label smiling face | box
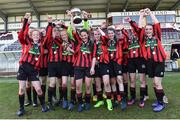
[31,30,40,43]
[80,31,89,43]
[145,25,153,38]
[52,27,60,38]
[116,30,123,39]
[60,30,68,41]
[94,30,101,41]
[107,29,115,40]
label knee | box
[19,88,25,95]
[71,83,75,89]
[104,82,110,90]
[36,88,43,95]
[117,78,123,84]
[154,80,162,88]
[130,79,136,85]
[49,81,56,87]
[140,79,146,86]
[62,83,67,88]
[86,84,91,92]
[76,84,81,92]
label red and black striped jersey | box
[18,18,42,69]
[43,23,63,63]
[73,31,96,68]
[37,36,48,68]
[122,36,129,65]
[103,36,124,65]
[140,23,166,62]
[95,36,109,64]
[62,39,75,63]
[122,21,143,59]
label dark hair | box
[145,24,153,27]
[79,29,88,35]
[107,27,115,33]
[107,27,117,41]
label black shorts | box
[74,67,91,80]
[48,62,62,77]
[109,61,123,77]
[128,58,146,73]
[61,61,74,77]
[94,64,101,78]
[94,63,110,77]
[17,62,39,81]
[146,59,165,78]
[122,65,128,73]
[39,68,48,76]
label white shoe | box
[163,96,168,104]
[144,96,149,101]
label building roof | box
[0,0,179,18]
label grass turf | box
[0,72,180,119]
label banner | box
[0,31,20,52]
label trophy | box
[67,8,92,24]
[70,8,82,24]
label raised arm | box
[18,13,31,45]
[145,8,159,24]
[42,16,53,48]
[145,8,161,40]
[125,17,140,35]
[138,9,145,29]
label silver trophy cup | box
[70,8,82,24]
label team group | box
[16,8,168,116]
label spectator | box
[171,48,180,60]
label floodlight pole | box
[170,0,180,10]
[106,0,111,18]
[0,10,8,32]
[69,0,72,9]
[123,0,129,12]
[27,0,40,27]
[153,0,162,10]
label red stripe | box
[153,47,158,61]
[82,53,85,67]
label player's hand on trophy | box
[66,10,72,17]
[125,17,132,22]
[47,15,53,23]
[139,9,145,16]
[24,13,31,19]
[82,11,88,19]
[82,11,91,19]
[144,8,151,15]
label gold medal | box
[83,52,85,55]
[152,51,156,55]
[133,51,136,54]
[98,57,100,60]
[111,53,113,57]
[35,57,38,61]
[54,51,57,54]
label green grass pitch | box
[0,72,180,119]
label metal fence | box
[0,51,21,76]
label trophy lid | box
[71,8,81,13]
